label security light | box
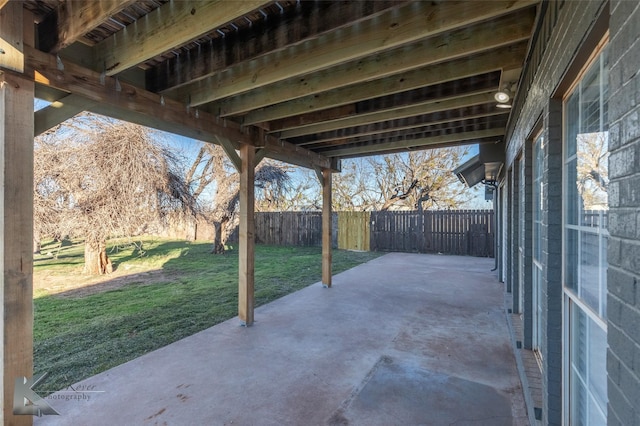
[494,83,515,108]
[494,90,511,103]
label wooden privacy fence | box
[227,210,494,257]
[250,211,338,247]
[370,210,494,257]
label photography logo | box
[13,373,59,416]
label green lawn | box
[33,239,381,390]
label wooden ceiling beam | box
[93,0,270,76]
[279,91,497,138]
[246,42,526,128]
[165,0,537,107]
[318,128,505,157]
[148,1,401,92]
[24,45,333,171]
[37,0,136,52]
[32,81,252,160]
[216,10,535,117]
[339,138,498,159]
[268,105,357,134]
[258,138,340,172]
[90,100,336,171]
[297,110,509,147]
[334,117,510,147]
[268,70,505,131]
[25,44,250,143]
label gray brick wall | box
[503,1,609,425]
[506,1,608,166]
[608,1,640,425]
[543,99,563,426]
[511,161,521,314]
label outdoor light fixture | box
[494,83,514,108]
[494,90,511,103]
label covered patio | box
[36,253,526,425]
[1,1,548,424]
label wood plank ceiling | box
[21,0,539,169]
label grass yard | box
[33,238,382,391]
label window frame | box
[561,37,609,426]
[532,131,544,357]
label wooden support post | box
[238,144,255,326]
[1,3,35,424]
[321,169,332,288]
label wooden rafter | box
[164,0,537,107]
[38,0,136,52]
[338,138,499,159]
[244,42,527,127]
[216,10,534,117]
[326,116,509,148]
[93,0,271,76]
[297,109,509,147]
[147,0,401,92]
[277,91,498,139]
[317,128,505,157]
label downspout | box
[482,179,499,271]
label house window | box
[533,133,544,355]
[518,155,525,314]
[563,45,608,425]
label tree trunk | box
[212,217,230,254]
[33,238,41,254]
[84,239,113,274]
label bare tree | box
[371,148,472,211]
[576,132,608,209]
[329,148,472,212]
[34,114,194,274]
[332,158,379,211]
[185,144,290,253]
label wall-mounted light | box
[494,90,511,103]
[494,82,515,108]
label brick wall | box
[503,1,608,424]
[607,1,640,425]
[522,137,533,349]
[510,162,521,313]
[543,99,563,425]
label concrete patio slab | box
[35,253,527,426]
